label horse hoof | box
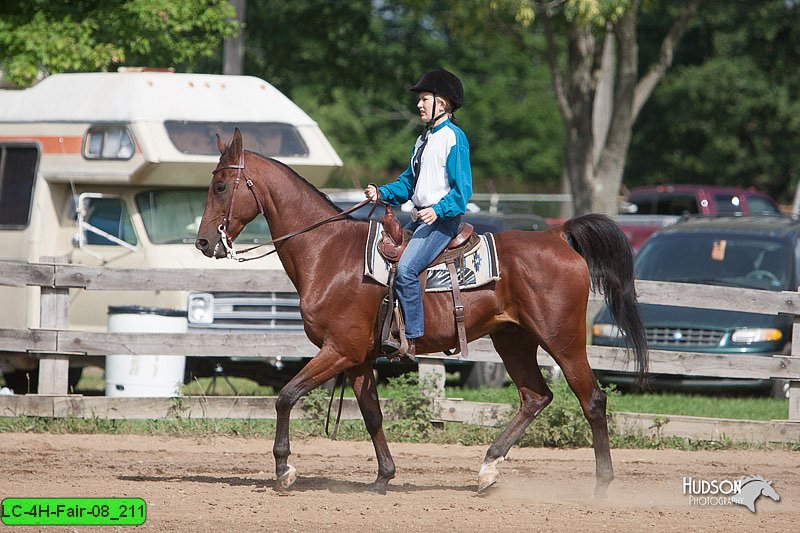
[477,457,504,493]
[276,464,297,491]
[477,475,497,494]
[593,484,610,501]
[368,484,387,495]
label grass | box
[447,383,789,421]
[69,366,790,421]
[1,367,795,450]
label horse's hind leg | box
[345,362,396,494]
[479,327,553,492]
[273,346,351,491]
[546,342,613,499]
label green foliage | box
[628,0,800,203]
[382,372,434,441]
[301,387,332,420]
[0,0,238,87]
[242,0,563,192]
[516,378,594,447]
[562,0,633,26]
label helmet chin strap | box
[426,93,447,129]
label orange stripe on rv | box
[0,135,84,154]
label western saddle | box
[376,205,477,359]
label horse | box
[195,128,648,499]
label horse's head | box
[195,128,263,258]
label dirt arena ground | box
[1,433,797,532]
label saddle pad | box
[364,220,500,292]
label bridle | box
[213,152,266,259]
[212,152,379,261]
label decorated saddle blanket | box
[364,220,500,292]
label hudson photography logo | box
[683,475,781,513]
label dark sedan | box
[591,215,796,397]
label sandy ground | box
[1,433,797,532]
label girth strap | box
[445,260,468,358]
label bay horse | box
[195,129,648,499]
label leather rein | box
[213,153,380,262]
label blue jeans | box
[395,216,463,339]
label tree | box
[0,0,239,88]
[627,0,800,204]
[534,0,702,215]
[243,0,563,192]
[406,0,701,215]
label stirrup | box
[382,337,401,357]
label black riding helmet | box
[410,69,464,111]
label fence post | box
[789,317,800,421]
[37,256,70,395]
[417,357,445,400]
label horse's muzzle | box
[195,238,226,259]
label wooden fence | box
[1,259,799,443]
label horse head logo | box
[731,476,780,513]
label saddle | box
[378,206,477,263]
[376,206,475,359]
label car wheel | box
[463,362,507,388]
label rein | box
[213,154,381,261]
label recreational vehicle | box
[0,70,342,390]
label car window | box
[714,194,742,213]
[136,189,271,244]
[747,196,780,214]
[627,194,655,214]
[655,194,699,215]
[165,121,308,157]
[636,233,789,291]
[0,144,38,227]
[85,198,137,246]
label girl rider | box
[365,69,473,359]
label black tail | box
[563,213,649,385]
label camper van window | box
[83,126,135,160]
[165,121,308,157]
[136,189,271,245]
[0,144,38,228]
[85,198,137,246]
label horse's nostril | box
[196,238,208,251]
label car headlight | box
[592,323,624,338]
[187,293,214,324]
[731,328,782,344]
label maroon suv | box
[623,184,780,216]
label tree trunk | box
[543,0,702,217]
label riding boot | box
[403,339,416,362]
[381,306,404,356]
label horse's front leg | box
[274,346,351,491]
[346,361,395,494]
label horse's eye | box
[215,182,227,193]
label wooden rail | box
[1,259,799,437]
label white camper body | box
[0,71,342,378]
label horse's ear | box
[216,133,226,154]
[229,127,243,157]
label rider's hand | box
[419,207,437,224]
[364,185,379,202]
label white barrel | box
[105,306,187,397]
